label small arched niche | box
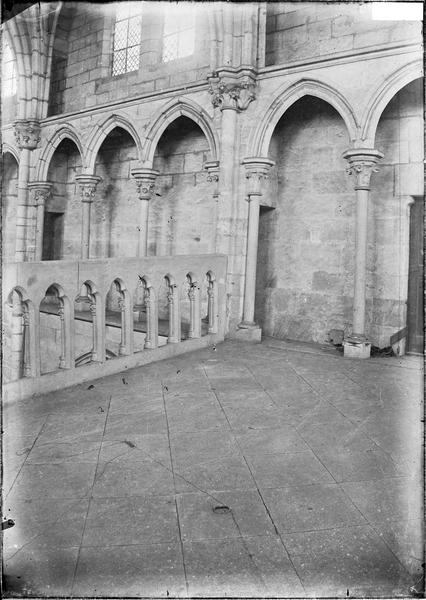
[150,116,214,256]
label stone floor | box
[2,338,424,598]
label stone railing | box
[2,254,227,401]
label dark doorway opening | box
[254,205,276,333]
[407,196,424,354]
[42,212,63,260]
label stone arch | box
[143,98,219,164]
[36,125,84,181]
[2,143,20,164]
[250,79,359,158]
[86,114,143,172]
[361,60,424,145]
[5,286,38,378]
[39,282,73,371]
[75,279,104,365]
[105,277,133,356]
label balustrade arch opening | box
[39,284,72,374]
[105,279,133,359]
[74,281,103,366]
[3,287,36,382]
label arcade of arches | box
[1,2,424,392]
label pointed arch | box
[86,114,143,173]
[36,124,84,181]
[2,143,20,164]
[143,98,219,164]
[361,60,423,145]
[250,78,359,158]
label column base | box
[343,337,371,359]
[233,322,262,342]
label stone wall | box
[369,79,424,347]
[48,2,210,116]
[151,116,215,257]
[3,153,19,261]
[47,139,82,259]
[254,80,423,348]
[93,128,139,258]
[265,2,421,66]
[255,96,355,344]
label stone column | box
[22,308,32,377]
[27,182,52,261]
[342,148,383,358]
[144,288,158,349]
[188,283,201,339]
[167,284,181,344]
[130,167,159,257]
[14,120,41,261]
[204,161,220,250]
[75,175,101,259]
[239,157,275,330]
[207,280,217,334]
[57,305,67,369]
[208,71,256,258]
[89,300,99,361]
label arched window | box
[112,2,142,76]
[2,42,17,97]
[162,4,195,63]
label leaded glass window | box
[112,3,142,76]
[163,5,195,62]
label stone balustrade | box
[3,254,227,401]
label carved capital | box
[131,167,159,201]
[343,148,384,191]
[242,157,275,197]
[208,74,256,112]
[204,160,220,198]
[14,120,41,150]
[75,175,102,203]
[28,182,52,207]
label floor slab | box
[2,339,423,598]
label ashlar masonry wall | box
[265,2,421,66]
[47,139,82,259]
[48,2,211,116]
[3,153,19,261]
[150,116,215,257]
[255,96,355,344]
[93,128,139,258]
[369,79,424,347]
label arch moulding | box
[142,97,219,165]
[36,125,85,182]
[249,78,359,158]
[361,59,424,145]
[85,113,143,173]
[2,142,20,164]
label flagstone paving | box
[2,338,423,597]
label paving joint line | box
[70,393,112,597]
[161,378,189,597]
[200,364,308,596]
